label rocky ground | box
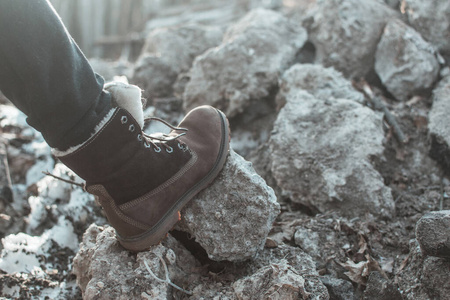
[1,0,450,299]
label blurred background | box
[50,0,283,60]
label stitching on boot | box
[88,185,150,230]
[119,150,198,211]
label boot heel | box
[117,210,181,252]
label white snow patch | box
[0,217,79,274]
[0,105,28,128]
[40,281,79,299]
[47,217,79,251]
[25,157,55,187]
[64,188,95,224]
[23,140,51,158]
[0,232,48,274]
[37,163,73,201]
[27,196,48,231]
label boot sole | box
[118,108,230,251]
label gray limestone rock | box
[132,24,223,99]
[183,8,307,117]
[247,142,282,201]
[73,225,199,300]
[133,56,178,99]
[403,0,450,57]
[249,245,330,300]
[306,0,397,78]
[429,76,450,174]
[269,90,394,218]
[291,215,363,280]
[294,223,350,268]
[294,228,323,259]
[251,63,365,197]
[397,239,450,300]
[375,19,440,101]
[229,97,278,157]
[73,225,329,299]
[89,58,131,82]
[142,24,223,75]
[178,149,280,261]
[320,276,354,300]
[416,210,450,258]
[363,271,402,300]
[383,0,400,9]
[277,64,365,108]
[233,260,308,300]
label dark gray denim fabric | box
[0,0,112,150]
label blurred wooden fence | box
[50,0,160,58]
[50,0,211,59]
[49,0,269,59]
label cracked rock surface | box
[178,149,280,262]
[270,88,394,218]
[415,210,450,258]
[397,239,450,300]
[233,260,307,300]
[73,225,197,300]
[133,24,223,99]
[428,75,450,174]
[375,19,440,101]
[184,8,307,117]
[305,0,397,78]
[277,63,365,107]
[73,225,200,300]
[73,225,330,300]
[403,0,450,57]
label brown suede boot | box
[57,88,230,251]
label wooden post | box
[0,139,13,213]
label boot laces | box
[141,117,188,153]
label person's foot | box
[56,83,230,251]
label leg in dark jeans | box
[0,0,112,150]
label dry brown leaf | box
[338,254,387,285]
[365,254,388,279]
[398,254,410,272]
[270,219,304,243]
[265,238,278,248]
[339,259,368,285]
[357,234,368,254]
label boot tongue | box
[104,82,144,128]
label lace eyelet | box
[154,146,162,153]
[129,124,135,132]
[178,143,184,150]
[166,146,173,154]
[121,116,128,124]
[144,142,151,148]
[137,134,143,141]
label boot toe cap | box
[179,105,230,176]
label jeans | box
[0,0,112,150]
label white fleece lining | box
[52,108,116,157]
[105,82,144,128]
